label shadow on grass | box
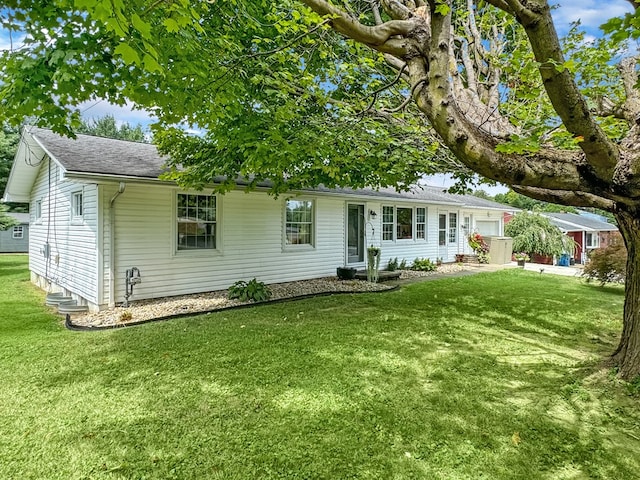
[2,264,638,479]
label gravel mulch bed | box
[69,264,470,328]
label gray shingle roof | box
[545,212,617,232]
[29,126,167,178]
[26,127,513,210]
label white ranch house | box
[3,127,514,312]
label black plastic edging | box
[65,285,401,332]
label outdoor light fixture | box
[369,209,378,219]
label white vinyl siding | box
[28,158,99,305]
[103,187,345,306]
[25,169,508,309]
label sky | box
[0,1,636,194]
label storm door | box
[347,204,365,264]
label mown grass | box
[0,254,638,479]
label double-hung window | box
[12,226,23,239]
[35,200,42,222]
[177,193,217,250]
[448,213,458,243]
[382,206,426,242]
[397,207,413,240]
[585,232,599,248]
[285,199,314,246]
[416,208,426,240]
[382,206,394,241]
[71,191,83,222]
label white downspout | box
[109,182,126,307]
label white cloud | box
[77,100,155,129]
[0,30,25,51]
[551,0,633,33]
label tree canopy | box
[76,115,147,143]
[3,1,640,378]
[505,211,575,258]
[0,203,18,230]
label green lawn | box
[1,255,639,479]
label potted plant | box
[514,252,530,267]
[468,232,490,264]
[336,266,357,280]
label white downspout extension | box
[109,182,126,307]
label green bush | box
[583,238,627,285]
[411,258,437,272]
[477,252,490,264]
[386,257,399,271]
[228,278,272,302]
[505,211,575,257]
[399,259,408,270]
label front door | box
[347,204,365,264]
[463,214,472,253]
[438,213,448,260]
[438,212,459,261]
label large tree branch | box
[507,0,619,182]
[300,0,631,209]
[411,6,592,195]
[511,185,615,210]
[619,57,640,124]
[485,0,620,182]
[301,0,421,56]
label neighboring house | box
[543,212,619,264]
[0,212,29,253]
[3,127,515,312]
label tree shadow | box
[3,269,638,478]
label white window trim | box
[283,197,316,250]
[35,199,42,224]
[381,205,427,243]
[71,190,84,225]
[173,191,221,255]
[382,205,395,242]
[585,231,600,249]
[416,207,427,241]
[448,212,458,245]
[12,226,24,239]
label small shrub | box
[228,278,272,302]
[583,240,627,285]
[477,252,490,264]
[119,311,133,322]
[386,257,399,271]
[399,259,408,270]
[411,258,437,272]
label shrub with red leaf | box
[583,237,627,285]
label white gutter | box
[108,182,126,307]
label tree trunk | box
[612,209,640,380]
